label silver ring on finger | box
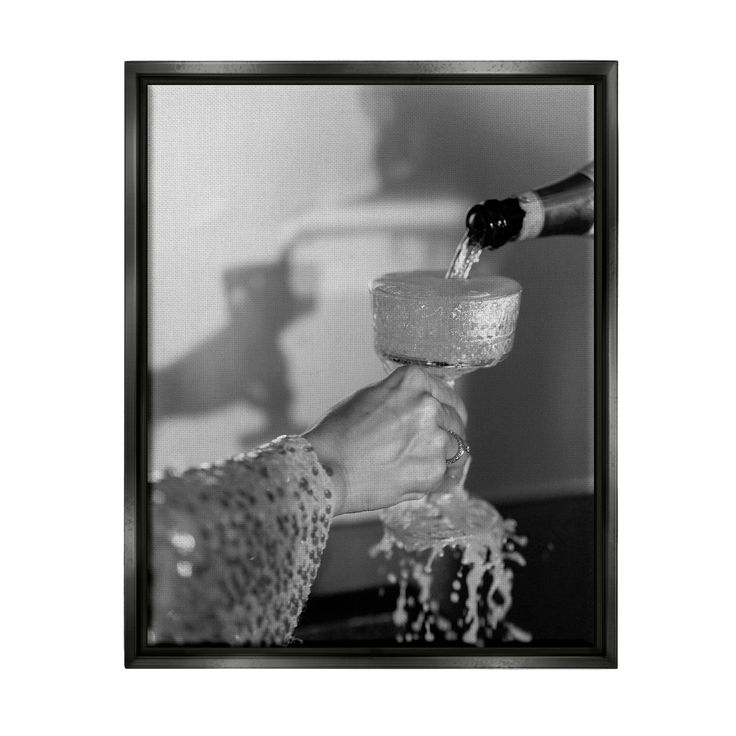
[445,430,470,465]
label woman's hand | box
[302,365,469,515]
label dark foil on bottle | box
[465,197,524,250]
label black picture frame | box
[125,60,617,668]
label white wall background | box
[2,1,735,735]
[148,85,379,370]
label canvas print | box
[141,79,600,653]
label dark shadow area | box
[464,236,595,501]
[150,253,315,445]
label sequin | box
[170,531,196,553]
[176,561,193,577]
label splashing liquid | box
[371,489,529,645]
[445,231,484,279]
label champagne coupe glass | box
[370,270,522,552]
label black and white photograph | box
[125,61,616,667]
[9,0,736,728]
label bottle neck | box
[466,163,594,249]
[518,166,594,240]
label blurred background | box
[148,83,595,643]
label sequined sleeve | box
[149,435,336,646]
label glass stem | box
[426,374,467,501]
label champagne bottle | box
[464,162,594,251]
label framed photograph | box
[125,61,617,668]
